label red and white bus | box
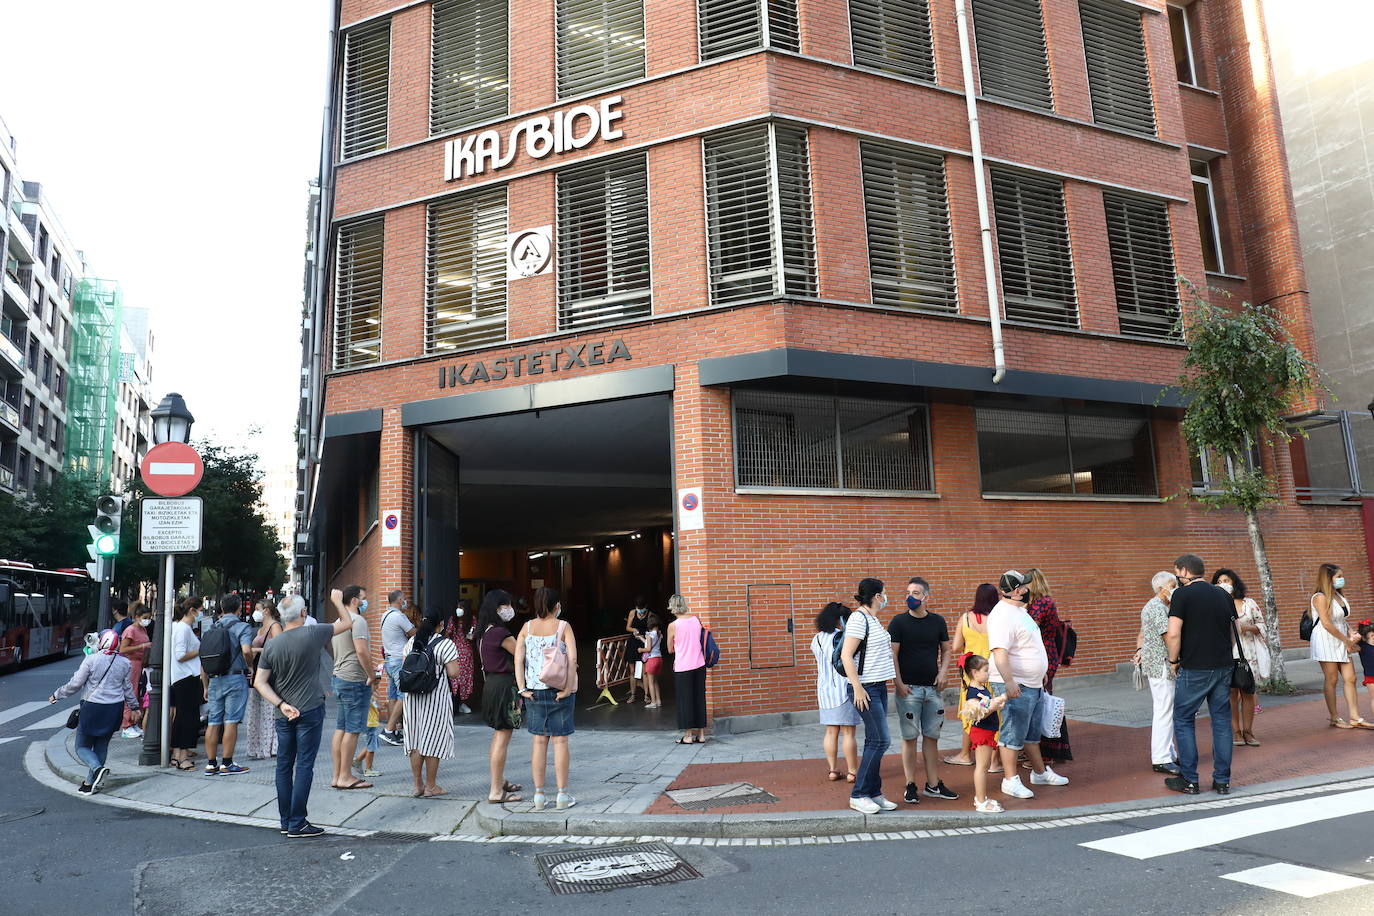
[0,561,95,668]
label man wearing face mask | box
[201,594,256,775]
[889,577,958,804]
[329,585,376,790]
[1164,553,1237,796]
[380,589,416,745]
[988,570,1069,800]
[623,596,650,703]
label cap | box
[999,570,1031,594]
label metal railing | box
[0,333,23,369]
[0,401,18,429]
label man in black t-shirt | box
[889,577,958,805]
[1164,553,1237,796]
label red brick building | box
[298,0,1364,723]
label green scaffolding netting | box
[64,278,122,485]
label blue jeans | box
[274,705,326,833]
[74,732,113,783]
[1172,666,1233,786]
[849,682,890,800]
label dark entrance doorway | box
[418,394,676,728]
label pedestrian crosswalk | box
[23,706,78,730]
[0,701,49,727]
[1082,788,1374,900]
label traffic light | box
[86,495,123,579]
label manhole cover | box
[0,807,44,825]
[537,842,701,895]
[666,782,778,810]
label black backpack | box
[399,635,443,694]
[830,617,868,678]
[199,622,236,677]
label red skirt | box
[970,726,999,749]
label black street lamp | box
[139,393,195,766]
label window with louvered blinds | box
[1102,192,1179,340]
[704,123,816,305]
[699,0,800,59]
[971,0,1053,111]
[341,21,391,159]
[426,188,508,353]
[1079,0,1156,135]
[557,152,651,330]
[850,0,936,82]
[861,143,956,311]
[557,0,645,99]
[431,0,508,133]
[990,168,1077,327]
[333,218,385,369]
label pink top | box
[673,616,705,672]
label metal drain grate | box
[666,782,778,810]
[537,842,702,894]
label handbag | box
[66,654,119,729]
[539,621,570,691]
[1131,663,1147,692]
[1039,692,1066,738]
[506,682,524,730]
[1231,619,1256,692]
[1299,608,1315,642]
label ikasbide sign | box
[444,96,625,182]
[438,338,632,388]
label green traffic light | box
[95,534,118,555]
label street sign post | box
[139,497,204,554]
[140,441,204,497]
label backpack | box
[1299,608,1315,642]
[399,635,443,695]
[1061,621,1078,666]
[830,615,868,677]
[199,621,236,677]
[700,626,720,669]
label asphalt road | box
[3,655,1371,914]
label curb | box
[45,729,148,789]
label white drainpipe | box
[955,0,1006,384]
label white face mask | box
[1165,587,1176,601]
[553,606,563,619]
[1334,576,1346,590]
[1217,582,1234,594]
[498,606,515,622]
[252,610,264,623]
[454,607,465,618]
[140,618,152,627]
[875,594,888,610]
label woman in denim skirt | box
[516,587,578,812]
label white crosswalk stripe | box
[1222,863,1372,898]
[23,706,78,731]
[0,700,50,727]
[0,735,22,746]
[1081,788,1374,860]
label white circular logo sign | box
[507,227,553,279]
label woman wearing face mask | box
[244,599,284,759]
[118,602,152,737]
[1025,569,1071,766]
[1211,568,1269,746]
[474,589,523,803]
[443,600,476,716]
[169,598,204,770]
[404,607,465,797]
[1133,573,1179,774]
[1309,563,1370,728]
[666,593,708,745]
[841,578,898,815]
[516,587,579,810]
[49,630,139,794]
[624,596,650,703]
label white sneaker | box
[458,704,472,715]
[849,796,881,814]
[1031,766,1069,786]
[1001,776,1035,799]
[556,791,577,810]
[974,797,1005,813]
[872,795,898,811]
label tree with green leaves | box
[1172,281,1321,692]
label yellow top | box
[960,614,990,684]
[366,703,380,729]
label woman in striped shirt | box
[811,602,859,784]
[842,578,898,815]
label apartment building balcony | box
[0,332,22,378]
[0,399,19,434]
[3,263,31,312]
[0,464,13,492]
[5,210,34,262]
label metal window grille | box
[431,0,509,133]
[971,0,1053,111]
[1079,0,1156,135]
[333,218,385,369]
[850,0,936,82]
[341,20,391,159]
[425,187,508,353]
[699,0,800,59]
[704,123,816,305]
[976,402,1156,495]
[733,389,933,492]
[557,0,645,99]
[1102,191,1179,340]
[557,152,652,330]
[861,143,956,312]
[990,168,1077,327]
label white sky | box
[0,1,329,468]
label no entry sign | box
[140,442,204,497]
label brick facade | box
[309,0,1363,721]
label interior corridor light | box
[528,552,547,559]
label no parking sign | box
[381,510,401,547]
[678,488,704,531]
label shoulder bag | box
[67,654,120,729]
[539,621,571,691]
[1231,619,1256,693]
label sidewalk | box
[40,658,1374,839]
